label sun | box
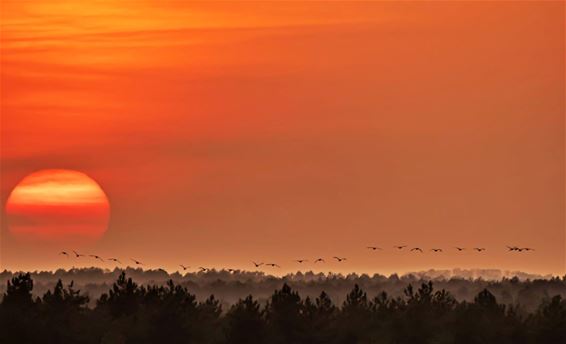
[5,169,110,243]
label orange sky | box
[1,1,564,275]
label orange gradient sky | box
[1,1,564,275]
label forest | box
[1,271,565,344]
[0,268,561,311]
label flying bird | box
[333,256,346,262]
[474,248,486,252]
[394,245,407,250]
[198,267,209,272]
[89,255,104,262]
[108,258,122,264]
[410,248,423,253]
[520,247,535,252]
[252,261,264,268]
[295,259,308,263]
[131,258,144,265]
[507,246,519,251]
[59,251,69,257]
[454,247,465,251]
[366,246,382,251]
[179,264,189,271]
[265,263,281,268]
[314,258,325,263]
[72,250,85,258]
[430,248,443,252]
[227,268,236,273]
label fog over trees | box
[1,270,565,343]
[0,268,563,312]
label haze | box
[1,1,564,275]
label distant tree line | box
[1,268,564,312]
[1,272,565,344]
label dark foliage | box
[1,268,563,313]
[1,272,565,344]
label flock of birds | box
[58,245,535,272]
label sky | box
[1,1,564,276]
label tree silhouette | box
[395,282,457,343]
[97,271,142,317]
[336,284,372,342]
[197,294,223,343]
[2,273,35,309]
[0,273,41,343]
[265,283,307,343]
[529,295,566,343]
[1,272,565,343]
[145,280,203,344]
[302,292,337,344]
[40,279,90,344]
[43,280,89,309]
[225,295,267,344]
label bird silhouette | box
[265,263,280,268]
[179,264,189,270]
[72,250,85,258]
[131,258,144,265]
[410,247,423,252]
[366,246,382,251]
[227,268,236,273]
[108,258,122,264]
[394,245,407,250]
[507,246,519,251]
[198,267,209,272]
[252,261,263,268]
[473,248,486,252]
[295,259,308,263]
[314,258,325,263]
[520,247,535,251]
[333,256,346,262]
[430,248,443,252]
[454,247,465,251]
[59,251,69,257]
[89,255,104,262]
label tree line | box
[1,272,564,344]
[1,268,562,312]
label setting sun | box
[5,169,110,242]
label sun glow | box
[5,169,110,242]
[7,170,109,206]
